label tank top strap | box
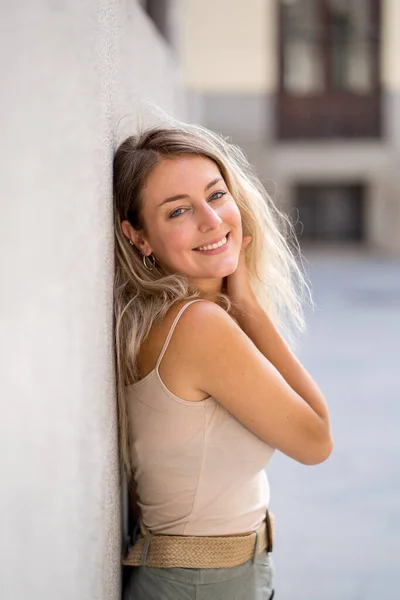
[155,299,204,369]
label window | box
[295,183,365,241]
[277,0,381,139]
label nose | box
[198,202,222,233]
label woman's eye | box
[168,192,226,218]
[169,207,186,219]
[209,191,227,202]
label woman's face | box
[125,155,243,292]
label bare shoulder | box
[173,299,242,355]
[175,299,262,389]
[158,299,237,361]
[182,297,257,353]
[180,301,317,456]
[139,299,212,358]
[137,300,232,401]
[177,299,238,335]
[155,299,332,465]
[141,300,236,400]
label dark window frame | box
[143,0,171,42]
[295,182,366,242]
[276,0,381,140]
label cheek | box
[222,201,242,235]
[151,227,192,260]
[169,231,193,254]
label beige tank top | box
[126,300,275,536]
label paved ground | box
[267,248,400,600]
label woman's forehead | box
[142,155,222,203]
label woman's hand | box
[226,236,258,317]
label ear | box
[121,220,153,256]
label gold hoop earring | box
[142,254,156,271]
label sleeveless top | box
[126,300,275,536]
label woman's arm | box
[176,238,333,466]
[234,302,330,425]
[228,236,331,426]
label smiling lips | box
[194,234,229,253]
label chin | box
[222,261,240,277]
[197,258,239,279]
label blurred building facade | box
[183,0,400,253]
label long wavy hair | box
[113,122,310,475]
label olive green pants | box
[123,550,274,600]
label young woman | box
[113,123,333,600]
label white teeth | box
[197,236,227,251]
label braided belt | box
[122,511,274,569]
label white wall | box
[182,0,277,93]
[382,0,400,91]
[0,1,184,599]
[184,0,399,95]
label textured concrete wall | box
[0,1,183,599]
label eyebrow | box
[158,177,223,207]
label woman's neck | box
[189,276,225,302]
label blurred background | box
[1,1,399,599]
[181,2,400,598]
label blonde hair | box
[113,122,310,474]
